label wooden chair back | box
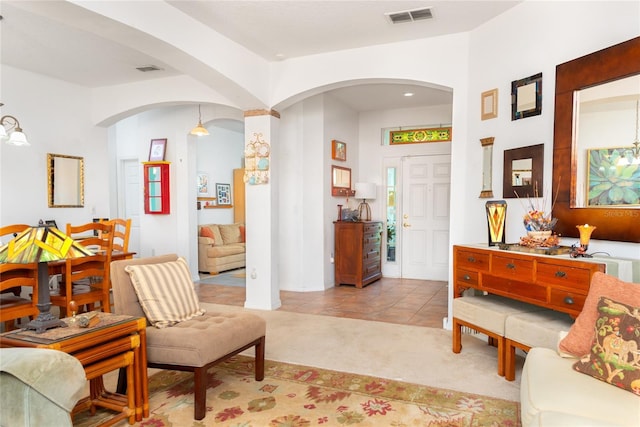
[0,224,32,299]
[0,262,39,330]
[100,218,131,253]
[50,222,114,316]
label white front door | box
[119,158,140,256]
[401,155,451,280]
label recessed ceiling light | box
[404,92,414,97]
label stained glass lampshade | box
[0,225,92,333]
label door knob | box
[403,214,409,219]
[403,222,411,227]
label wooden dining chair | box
[0,224,31,298]
[0,262,39,331]
[50,222,114,317]
[100,218,131,253]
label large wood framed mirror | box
[47,153,84,208]
[552,36,640,242]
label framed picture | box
[148,138,167,161]
[216,183,232,205]
[332,140,347,161]
[197,172,210,196]
[511,73,542,120]
[481,89,498,120]
[587,147,640,207]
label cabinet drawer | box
[456,250,490,271]
[364,223,382,234]
[455,268,479,287]
[483,275,546,303]
[549,289,587,314]
[537,263,592,291]
[492,255,534,281]
[364,248,380,261]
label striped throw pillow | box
[125,257,205,328]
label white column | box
[243,109,281,310]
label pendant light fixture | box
[617,99,640,166]
[190,104,209,136]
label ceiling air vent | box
[386,7,433,24]
[136,65,163,72]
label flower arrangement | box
[515,183,560,232]
[515,183,561,248]
[523,208,557,231]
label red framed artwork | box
[332,140,346,161]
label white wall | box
[466,1,640,259]
[196,123,244,225]
[0,66,109,228]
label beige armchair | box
[0,348,86,427]
[110,254,266,420]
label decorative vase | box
[527,230,552,240]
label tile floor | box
[195,276,449,328]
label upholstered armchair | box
[0,347,86,427]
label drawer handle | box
[467,256,476,263]
[564,296,574,305]
[506,263,515,270]
[555,271,567,278]
[463,274,471,281]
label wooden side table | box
[0,312,148,424]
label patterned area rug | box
[75,355,519,426]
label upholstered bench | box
[452,294,543,376]
[111,254,266,421]
[504,309,574,381]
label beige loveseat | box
[198,223,245,274]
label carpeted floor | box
[73,303,522,425]
[197,269,246,287]
[76,355,519,426]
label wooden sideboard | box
[334,221,382,288]
[453,245,606,317]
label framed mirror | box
[47,153,84,208]
[503,144,543,198]
[479,137,494,198]
[331,165,354,197]
[552,36,640,242]
[511,73,542,120]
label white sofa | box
[521,346,640,426]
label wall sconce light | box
[355,182,376,222]
[0,104,30,146]
[570,224,597,258]
[190,104,209,136]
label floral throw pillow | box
[573,296,640,395]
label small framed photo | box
[197,172,210,196]
[332,140,347,161]
[148,138,167,161]
[481,89,498,120]
[216,183,232,205]
[511,73,542,120]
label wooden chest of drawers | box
[334,221,383,288]
[453,245,606,316]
